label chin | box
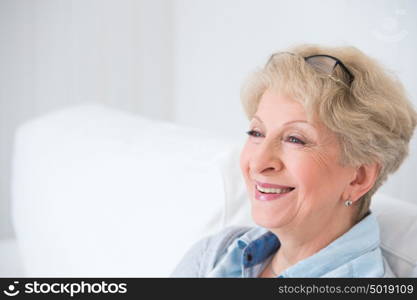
[251,205,288,229]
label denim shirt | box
[171,213,395,277]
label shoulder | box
[350,247,395,277]
[170,226,254,277]
[323,244,395,278]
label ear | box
[344,163,380,203]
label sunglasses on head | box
[267,52,355,88]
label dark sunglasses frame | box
[266,52,355,87]
[304,54,355,85]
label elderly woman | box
[171,44,417,278]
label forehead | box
[252,90,337,140]
[254,90,308,122]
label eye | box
[286,136,305,145]
[246,130,263,138]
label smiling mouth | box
[255,184,295,194]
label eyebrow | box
[252,115,313,127]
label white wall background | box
[1,0,416,239]
[0,0,173,238]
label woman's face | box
[240,90,356,231]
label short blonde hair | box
[241,44,417,222]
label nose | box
[249,139,284,175]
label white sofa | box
[11,104,417,277]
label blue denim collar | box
[237,229,280,268]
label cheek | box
[285,153,327,192]
[298,161,321,183]
[239,142,252,185]
[288,152,347,202]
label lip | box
[255,180,294,189]
[254,185,295,201]
[254,180,295,201]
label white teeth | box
[256,185,293,194]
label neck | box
[269,209,355,275]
